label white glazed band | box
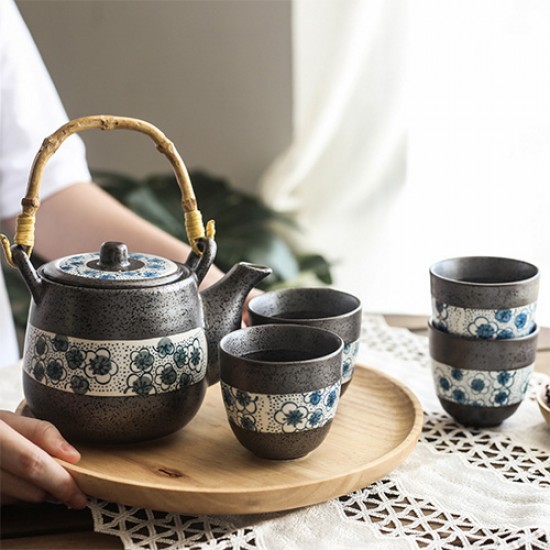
[221,381,340,433]
[432,360,533,407]
[23,325,208,396]
[431,299,537,339]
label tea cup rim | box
[429,256,540,288]
[220,323,344,366]
[247,287,362,323]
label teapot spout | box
[201,262,271,385]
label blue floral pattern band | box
[431,299,536,340]
[55,252,178,281]
[432,360,533,407]
[221,381,341,434]
[342,340,360,384]
[23,325,207,397]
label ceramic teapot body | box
[14,241,270,443]
[1,115,271,443]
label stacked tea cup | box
[429,257,540,427]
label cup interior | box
[430,256,538,285]
[247,288,361,322]
[220,324,343,363]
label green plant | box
[92,169,332,289]
[3,170,332,335]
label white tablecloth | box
[2,315,549,549]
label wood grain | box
[23,365,422,515]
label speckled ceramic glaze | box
[430,257,539,339]
[219,324,343,460]
[428,322,539,427]
[247,288,361,394]
[13,240,271,443]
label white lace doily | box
[4,315,550,549]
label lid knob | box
[98,241,131,271]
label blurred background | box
[14,0,550,324]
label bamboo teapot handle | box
[1,115,215,266]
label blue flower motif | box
[156,338,175,358]
[46,359,66,382]
[130,374,155,396]
[222,386,235,409]
[475,323,495,339]
[148,260,166,268]
[240,415,256,431]
[469,317,497,339]
[70,375,90,395]
[174,345,189,368]
[89,354,112,376]
[497,371,513,386]
[131,349,155,372]
[65,347,85,370]
[187,338,203,369]
[439,376,451,391]
[33,361,45,381]
[178,372,192,388]
[515,313,528,329]
[52,335,69,353]
[452,389,466,404]
[308,410,324,427]
[470,378,485,392]
[235,390,257,413]
[494,390,509,405]
[155,364,177,390]
[451,368,463,381]
[308,390,322,406]
[274,402,309,432]
[495,310,512,323]
[35,336,47,356]
[496,329,514,340]
[325,389,338,409]
[342,360,352,377]
[85,349,119,384]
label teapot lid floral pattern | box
[48,252,180,283]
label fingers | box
[0,415,87,509]
[243,287,263,326]
[1,469,47,505]
[0,411,80,464]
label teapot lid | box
[42,241,184,288]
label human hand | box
[0,411,87,509]
[242,287,264,326]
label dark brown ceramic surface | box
[430,256,539,309]
[428,321,538,427]
[219,324,343,460]
[247,288,362,394]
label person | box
[0,0,229,509]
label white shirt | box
[0,0,91,367]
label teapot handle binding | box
[0,115,215,267]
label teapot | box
[1,115,271,443]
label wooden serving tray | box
[20,364,423,515]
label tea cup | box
[430,256,539,339]
[428,321,538,427]
[247,288,362,394]
[219,324,343,460]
